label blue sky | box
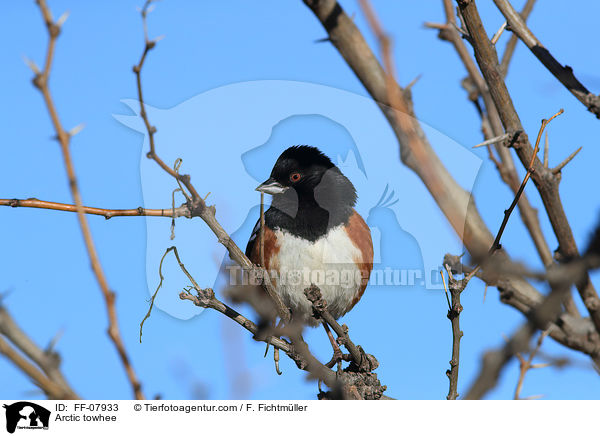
[2,1,600,400]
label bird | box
[245,145,373,335]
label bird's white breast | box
[268,226,363,325]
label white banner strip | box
[1,400,598,435]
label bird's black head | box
[256,145,357,239]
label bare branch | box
[543,131,549,168]
[259,193,265,267]
[461,240,600,400]
[434,0,554,271]
[33,0,144,400]
[436,0,573,313]
[0,306,79,399]
[499,0,536,76]
[494,0,600,117]
[180,290,291,353]
[488,110,563,254]
[552,147,582,175]
[472,132,511,149]
[444,253,600,359]
[0,198,190,219]
[490,21,507,45]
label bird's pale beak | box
[256,177,288,195]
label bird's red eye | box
[290,172,302,182]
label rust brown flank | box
[249,225,280,272]
[344,210,374,313]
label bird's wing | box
[245,217,261,260]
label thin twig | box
[464,275,570,399]
[33,0,144,400]
[0,198,190,219]
[514,330,550,400]
[180,291,290,352]
[258,193,280,374]
[0,336,78,400]
[170,248,348,393]
[438,0,576,314]
[139,247,172,342]
[490,21,507,45]
[441,270,451,310]
[440,267,464,400]
[444,252,600,360]
[456,112,563,287]
[301,0,599,368]
[0,306,79,399]
[472,132,510,148]
[460,230,600,399]
[488,109,563,254]
[551,147,582,175]
[439,261,479,400]
[499,0,536,76]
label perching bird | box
[246,145,373,329]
